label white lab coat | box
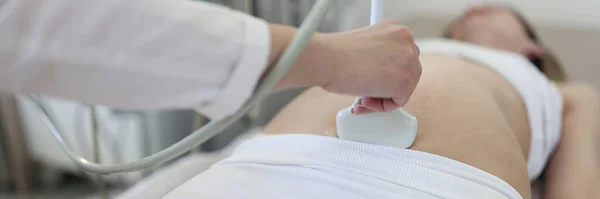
[0,0,270,120]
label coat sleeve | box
[0,0,271,120]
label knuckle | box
[416,63,423,78]
[392,25,410,33]
[412,62,423,79]
[415,44,421,55]
[381,20,399,25]
[399,48,419,63]
[398,45,418,57]
[398,57,422,82]
[388,25,405,34]
[392,26,414,41]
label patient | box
[161,5,599,199]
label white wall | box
[341,0,600,30]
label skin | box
[546,84,600,199]
[267,22,421,111]
[264,56,533,198]
[264,6,600,199]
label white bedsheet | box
[116,135,544,199]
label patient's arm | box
[545,84,600,199]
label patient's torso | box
[264,55,532,198]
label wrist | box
[291,32,338,88]
[266,24,337,91]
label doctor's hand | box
[270,21,422,114]
[322,21,422,114]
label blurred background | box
[0,0,598,198]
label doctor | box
[0,0,421,119]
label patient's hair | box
[443,8,568,82]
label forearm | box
[546,84,600,199]
[560,84,600,140]
[266,24,336,91]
